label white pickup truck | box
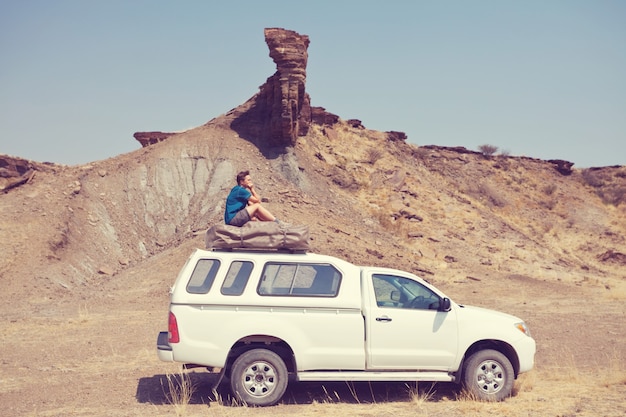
[157,248,535,405]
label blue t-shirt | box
[224,185,252,224]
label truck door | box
[365,273,458,370]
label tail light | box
[168,312,180,343]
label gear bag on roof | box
[205,222,310,251]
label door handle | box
[375,316,392,322]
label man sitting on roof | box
[224,170,284,227]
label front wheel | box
[230,349,288,406]
[462,349,514,401]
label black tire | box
[230,349,288,406]
[462,349,514,401]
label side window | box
[372,274,441,310]
[221,261,253,296]
[186,259,220,294]
[373,275,402,307]
[258,263,341,297]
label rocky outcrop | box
[422,145,481,155]
[0,155,37,191]
[386,131,408,142]
[598,250,626,265]
[133,131,176,147]
[347,119,364,129]
[263,27,312,146]
[231,28,312,148]
[231,28,342,151]
[548,159,574,175]
[311,106,340,127]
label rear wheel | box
[462,349,514,401]
[230,349,288,406]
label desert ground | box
[1,232,624,417]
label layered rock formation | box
[265,27,312,144]
[231,28,313,148]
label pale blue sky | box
[1,0,624,167]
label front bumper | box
[516,335,537,374]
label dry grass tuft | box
[513,370,536,395]
[601,349,626,387]
[319,384,342,404]
[547,349,583,383]
[77,303,90,323]
[405,382,436,406]
[163,368,196,416]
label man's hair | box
[236,170,250,185]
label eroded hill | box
[1,110,625,303]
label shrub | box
[478,144,498,157]
[477,183,507,207]
[543,184,557,195]
[411,147,430,160]
[373,208,411,237]
[581,169,604,188]
[494,154,511,171]
[540,199,557,210]
[366,147,383,164]
[597,186,626,206]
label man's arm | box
[247,186,261,204]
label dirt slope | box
[1,110,625,416]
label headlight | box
[515,322,531,337]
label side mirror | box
[440,297,451,312]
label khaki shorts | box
[229,208,251,227]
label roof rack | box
[209,247,308,254]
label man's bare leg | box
[246,203,276,222]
